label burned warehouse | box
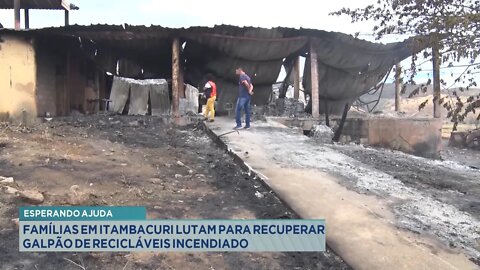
[0,24,418,122]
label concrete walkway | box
[206,117,478,270]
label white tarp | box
[179,84,199,115]
[149,80,170,116]
[109,77,131,114]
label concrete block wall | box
[270,116,443,158]
[366,118,442,158]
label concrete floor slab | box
[206,117,479,270]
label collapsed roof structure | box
[0,24,421,118]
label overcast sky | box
[0,0,472,86]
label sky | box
[0,0,473,87]
[0,0,377,35]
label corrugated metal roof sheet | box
[0,0,78,10]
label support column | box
[310,42,320,118]
[172,38,181,117]
[64,9,69,26]
[64,50,71,116]
[395,64,402,112]
[332,102,350,142]
[293,56,300,100]
[24,9,29,29]
[432,45,441,118]
[14,0,21,30]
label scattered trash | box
[310,124,334,143]
[254,191,264,198]
[19,190,44,204]
[11,218,19,228]
[70,185,80,194]
[129,120,140,127]
[3,186,18,194]
[0,176,14,184]
[149,178,162,184]
[174,174,183,179]
[218,130,239,138]
[176,161,185,167]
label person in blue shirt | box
[234,67,254,129]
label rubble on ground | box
[449,129,480,150]
[267,98,308,117]
[310,124,334,143]
[2,186,18,194]
[0,176,14,183]
[19,190,44,204]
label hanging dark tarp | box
[303,35,417,114]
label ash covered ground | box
[248,123,480,265]
[0,115,348,270]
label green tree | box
[331,0,480,129]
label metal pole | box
[310,41,320,117]
[64,10,69,26]
[432,46,441,118]
[395,64,402,112]
[24,9,29,29]
[294,56,300,100]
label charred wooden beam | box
[172,38,181,117]
[432,45,441,118]
[332,102,350,142]
[310,41,319,117]
[294,56,300,100]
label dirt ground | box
[230,121,480,265]
[332,143,480,218]
[330,142,480,265]
[0,115,348,270]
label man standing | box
[234,67,253,129]
[203,74,217,122]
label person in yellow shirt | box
[203,75,217,122]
